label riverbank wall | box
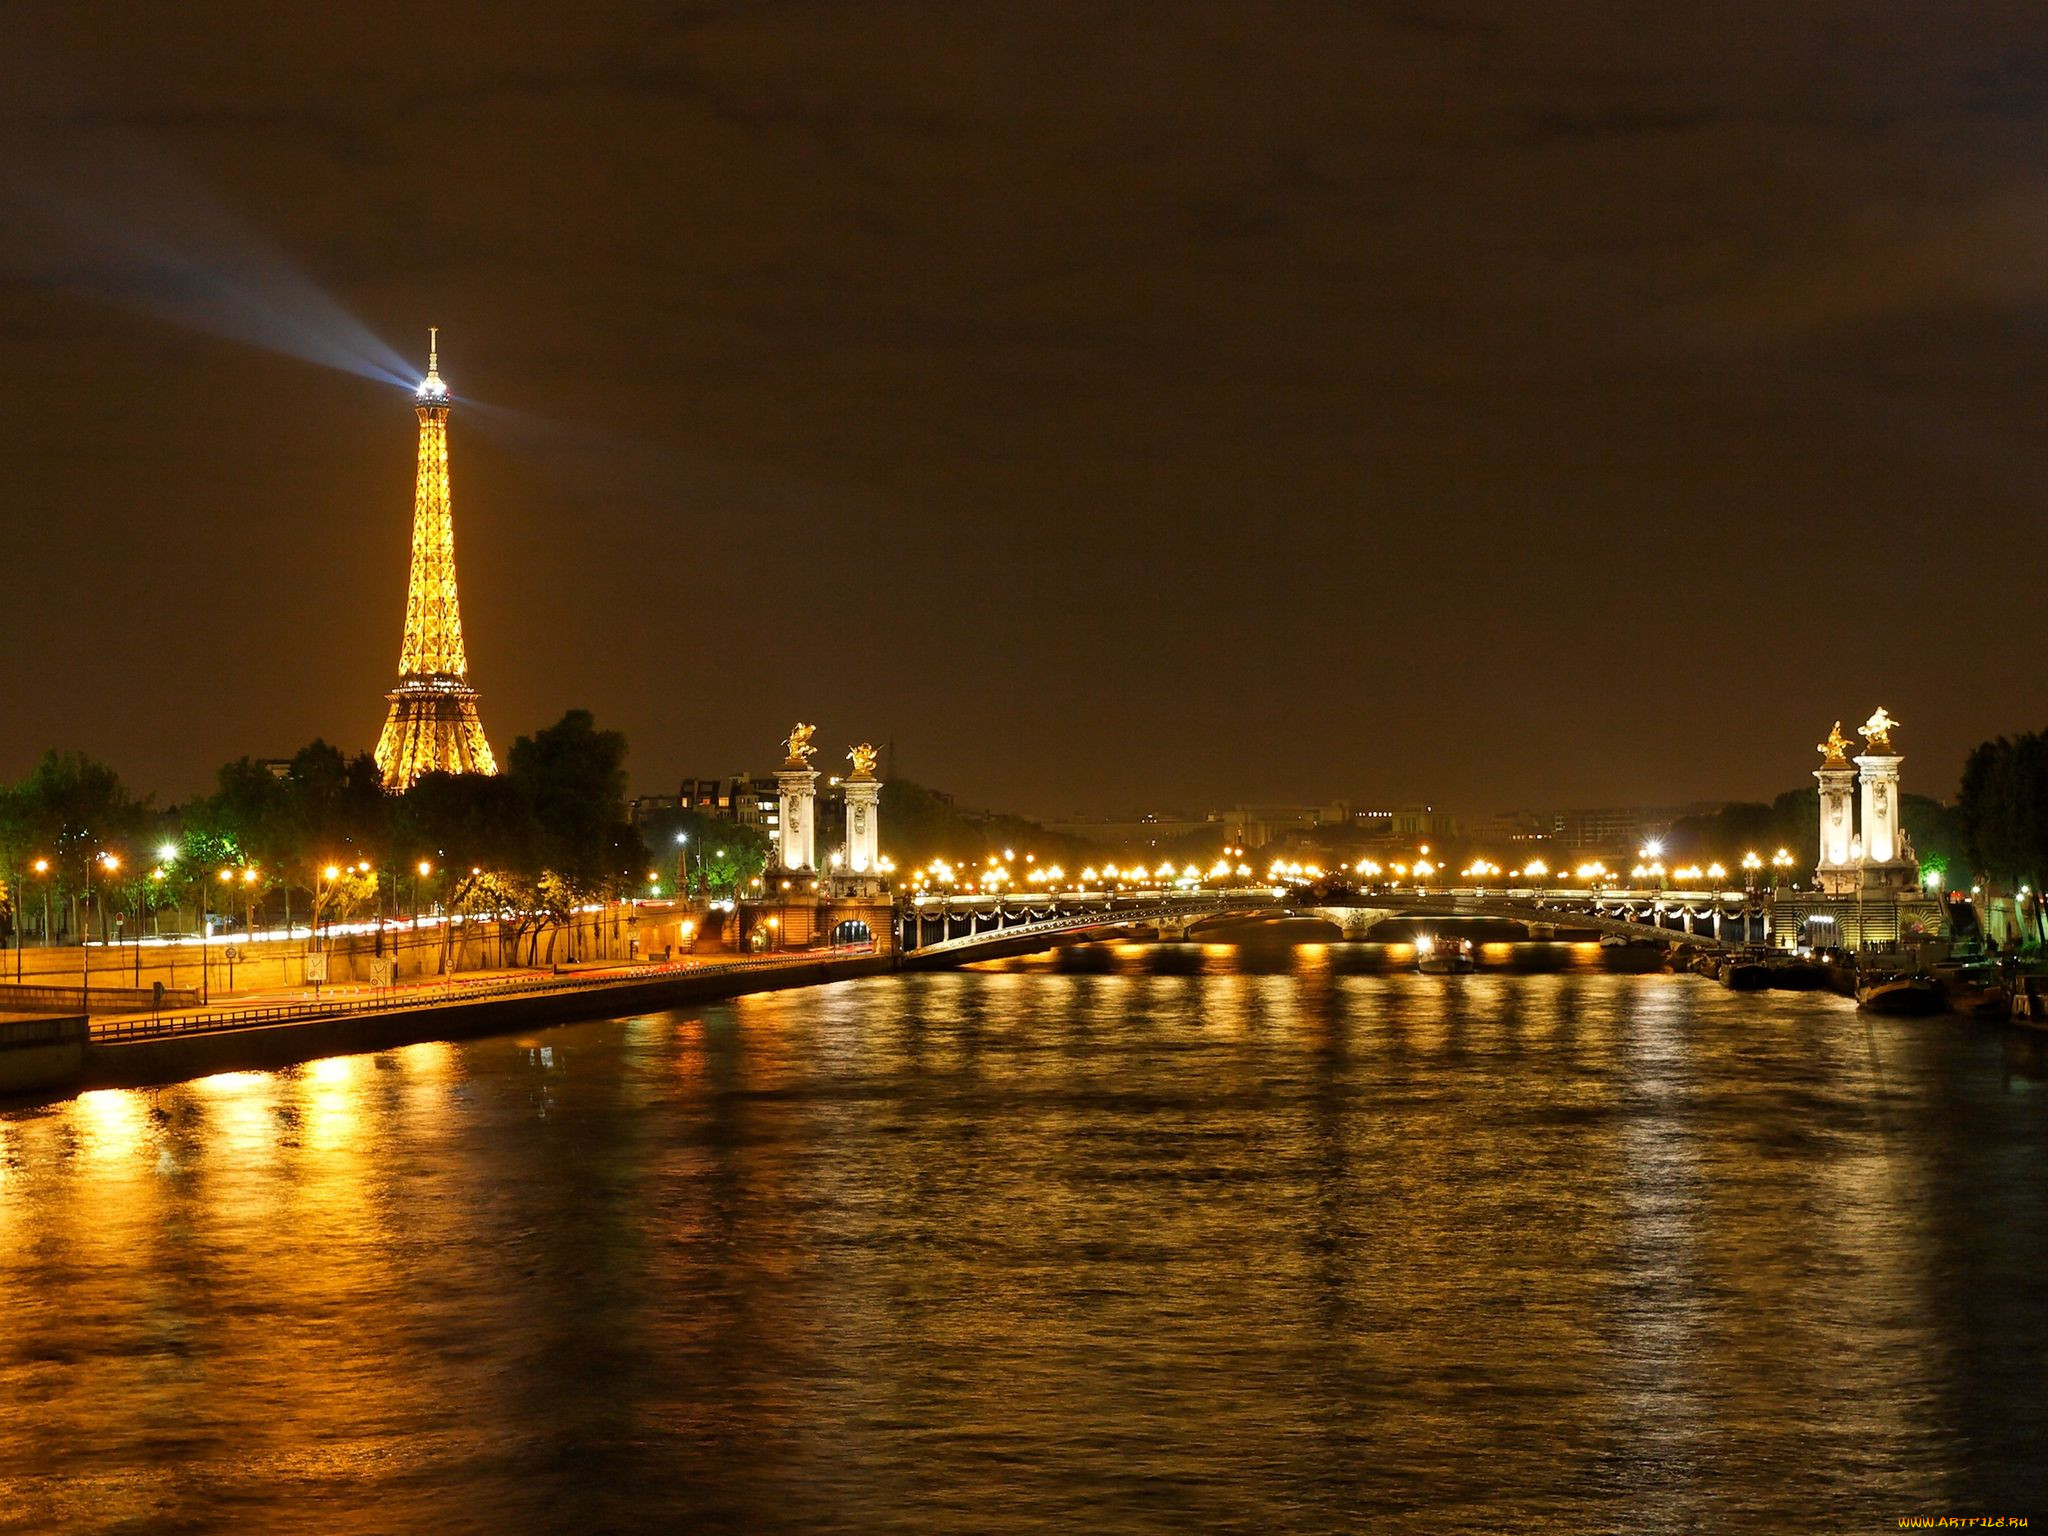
[0,909,645,1004]
[4,955,895,1104]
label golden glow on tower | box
[373,329,497,790]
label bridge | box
[897,895,1273,967]
[895,886,1769,965]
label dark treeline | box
[871,780,1100,870]
[1664,787,1964,880]
[0,710,653,951]
[1959,733,2048,945]
[634,778,1094,885]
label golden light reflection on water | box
[0,961,2037,1531]
[72,1087,149,1169]
[301,1052,365,1152]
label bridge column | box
[776,763,819,871]
[842,752,882,873]
[1815,755,1857,895]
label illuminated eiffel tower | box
[373,329,498,790]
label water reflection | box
[2,950,2043,1529]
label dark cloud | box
[1,0,2045,819]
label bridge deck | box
[898,890,1753,962]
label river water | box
[2,943,2044,1533]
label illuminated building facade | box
[373,331,498,790]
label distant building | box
[1217,802,1353,850]
[1352,805,1461,842]
[633,774,782,834]
[1544,806,1679,855]
[1473,810,1553,849]
[1044,813,1216,850]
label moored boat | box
[1415,932,1475,975]
[1938,961,2010,1018]
[1856,973,1943,1016]
[2008,976,2048,1027]
[1767,961,1830,991]
[1719,957,1771,991]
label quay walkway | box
[88,952,810,1042]
[2,948,892,1104]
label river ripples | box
[3,943,2044,1533]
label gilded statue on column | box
[1858,708,1899,754]
[1816,722,1851,768]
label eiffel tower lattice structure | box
[373,329,499,790]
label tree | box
[1958,732,2048,947]
[496,710,648,963]
[6,751,150,939]
[1667,791,1816,869]
[634,802,772,898]
[0,781,30,950]
[507,710,637,883]
[876,779,1096,869]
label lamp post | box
[133,870,152,986]
[216,869,239,993]
[1739,851,1763,945]
[83,851,118,1010]
[33,859,50,948]
[316,864,342,949]
[8,863,18,983]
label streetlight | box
[317,864,342,947]
[32,859,50,948]
[217,868,242,990]
[82,851,119,1008]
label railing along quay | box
[89,952,846,1044]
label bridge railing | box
[87,953,825,1045]
[901,897,1265,957]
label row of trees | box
[1959,733,2048,945]
[0,712,681,959]
[1665,786,1964,883]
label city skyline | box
[5,10,2044,1530]
[4,5,2043,816]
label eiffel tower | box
[373,329,498,790]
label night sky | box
[3,3,2043,819]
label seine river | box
[3,943,2044,1533]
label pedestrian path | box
[94,951,783,1036]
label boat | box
[2007,976,2048,1027]
[1856,972,1944,1016]
[1938,961,2011,1019]
[1719,957,1771,991]
[1415,932,1475,975]
[1766,961,1830,991]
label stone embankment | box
[0,953,893,1103]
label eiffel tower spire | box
[373,329,498,790]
